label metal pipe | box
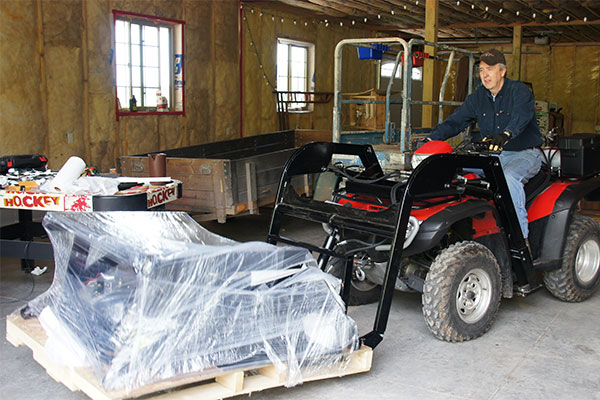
[438,50,455,124]
[333,37,409,143]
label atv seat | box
[525,168,551,206]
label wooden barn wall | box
[241,6,380,137]
[2,0,597,175]
[1,0,240,172]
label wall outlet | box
[67,132,74,144]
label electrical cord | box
[0,240,41,304]
[0,272,36,304]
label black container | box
[558,133,600,178]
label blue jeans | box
[498,149,542,238]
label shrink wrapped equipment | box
[23,212,359,392]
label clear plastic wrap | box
[22,212,359,392]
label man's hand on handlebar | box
[482,131,511,151]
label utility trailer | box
[118,129,328,222]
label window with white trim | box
[113,10,184,116]
[276,38,315,111]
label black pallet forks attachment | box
[267,142,537,349]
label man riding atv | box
[267,137,600,346]
[427,49,542,252]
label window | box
[113,10,184,117]
[381,61,423,81]
[276,39,315,111]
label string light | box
[339,21,343,26]
[549,14,552,20]
[532,12,536,18]
[243,10,274,90]
[456,0,460,5]
[250,8,253,13]
[364,17,367,22]
[584,16,588,22]
[352,20,355,25]
[280,17,284,23]
[499,8,503,13]
[404,5,407,10]
[391,9,395,15]
[516,10,520,16]
[271,16,274,21]
[471,4,475,9]
[378,14,381,19]
[416,1,419,5]
[259,11,263,17]
[566,15,570,21]
[325,22,329,27]
[305,21,308,26]
[485,6,488,12]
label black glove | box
[483,131,511,151]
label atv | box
[266,139,600,347]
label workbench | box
[0,180,182,271]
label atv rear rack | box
[268,142,538,349]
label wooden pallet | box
[6,314,372,400]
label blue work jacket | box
[429,78,542,151]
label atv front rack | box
[267,142,537,348]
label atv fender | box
[531,175,600,270]
[408,199,512,297]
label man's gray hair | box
[498,63,507,70]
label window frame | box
[112,10,185,119]
[276,38,315,113]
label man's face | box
[479,61,506,95]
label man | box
[427,48,542,243]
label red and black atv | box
[267,137,600,347]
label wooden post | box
[511,25,522,80]
[36,0,50,157]
[421,0,439,129]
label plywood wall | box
[1,0,598,174]
[0,0,240,172]
[241,6,380,137]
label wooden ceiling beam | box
[274,0,347,17]
[307,0,361,17]
[420,17,600,31]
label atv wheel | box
[326,243,381,305]
[422,241,502,342]
[543,215,600,302]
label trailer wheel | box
[326,243,381,306]
[422,241,502,342]
[543,215,600,302]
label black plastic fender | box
[537,175,600,270]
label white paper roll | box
[50,156,86,192]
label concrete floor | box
[1,209,599,400]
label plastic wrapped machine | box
[19,212,359,392]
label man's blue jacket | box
[429,78,542,151]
